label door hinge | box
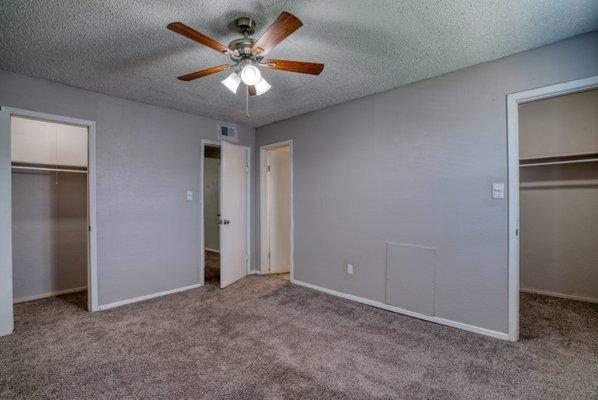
[267,165,271,173]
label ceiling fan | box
[167,12,324,97]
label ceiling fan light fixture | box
[254,77,271,96]
[240,64,262,86]
[221,72,241,93]
[168,12,324,102]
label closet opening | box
[6,109,97,314]
[260,140,293,280]
[203,143,221,285]
[506,77,598,341]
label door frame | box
[259,139,294,279]
[1,106,99,314]
[200,139,251,286]
[506,75,598,341]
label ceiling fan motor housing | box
[235,17,256,35]
[229,17,258,60]
[228,37,256,57]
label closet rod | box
[11,166,88,174]
[519,158,598,167]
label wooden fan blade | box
[168,22,233,55]
[177,65,230,81]
[248,85,257,96]
[265,59,324,75]
[251,12,302,56]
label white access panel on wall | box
[386,242,438,316]
[11,117,88,166]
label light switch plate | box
[186,190,193,201]
[492,183,505,199]
[347,264,354,275]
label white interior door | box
[219,141,248,288]
[268,147,291,273]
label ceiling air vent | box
[218,123,237,142]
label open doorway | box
[203,143,221,285]
[200,139,251,289]
[260,140,293,281]
[507,76,598,341]
[0,107,98,327]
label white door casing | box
[219,141,248,288]
[0,108,13,336]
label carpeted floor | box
[1,277,596,399]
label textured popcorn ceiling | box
[1,1,597,127]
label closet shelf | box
[519,152,598,167]
[11,162,87,174]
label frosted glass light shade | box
[254,77,271,96]
[221,72,241,94]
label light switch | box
[492,183,505,199]
[186,190,193,201]
[347,264,354,275]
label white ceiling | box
[1,1,597,127]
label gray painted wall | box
[519,90,598,301]
[204,157,220,252]
[256,32,598,334]
[12,171,87,300]
[0,69,256,306]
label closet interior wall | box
[519,89,598,302]
[11,116,88,302]
[204,145,220,253]
[267,146,291,274]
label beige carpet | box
[1,276,596,399]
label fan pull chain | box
[246,85,250,118]
[55,127,59,184]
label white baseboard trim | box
[0,328,13,337]
[97,283,203,311]
[13,286,87,304]
[205,248,220,254]
[521,288,598,303]
[291,279,510,341]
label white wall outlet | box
[347,264,354,275]
[186,190,193,201]
[492,183,505,199]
